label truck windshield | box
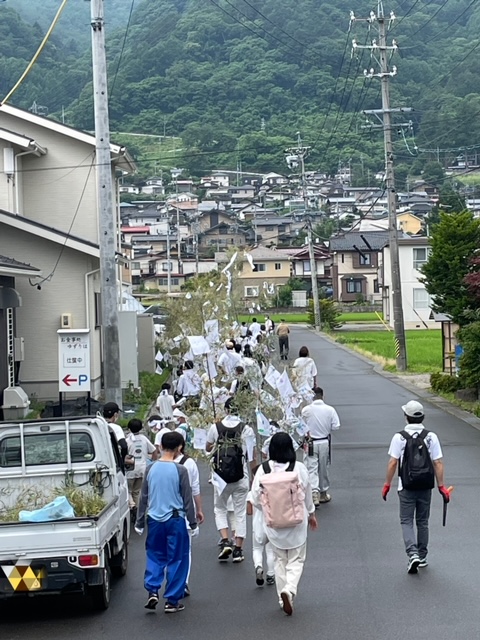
[0,432,95,467]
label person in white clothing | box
[217,342,242,379]
[292,346,318,390]
[206,400,257,563]
[247,482,275,587]
[249,318,261,338]
[155,383,176,419]
[126,419,157,514]
[264,315,273,334]
[301,387,340,505]
[176,360,201,400]
[251,432,317,616]
[103,402,133,473]
[382,400,450,574]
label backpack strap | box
[178,455,189,465]
[286,461,296,472]
[262,461,271,474]
[418,429,429,441]
[399,430,411,440]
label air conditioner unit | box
[61,313,73,329]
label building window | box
[159,278,180,286]
[359,253,371,265]
[303,260,311,274]
[245,286,259,297]
[131,262,140,269]
[265,225,274,232]
[346,279,363,294]
[161,261,173,272]
[253,263,266,272]
[413,247,429,270]
[373,279,380,293]
[275,263,282,270]
[341,254,345,264]
[413,288,430,309]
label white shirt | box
[388,425,443,491]
[155,391,175,418]
[293,356,318,390]
[217,350,241,376]
[251,460,314,550]
[174,454,200,496]
[110,423,126,443]
[206,416,257,475]
[240,325,248,337]
[249,321,261,337]
[126,433,156,478]
[176,369,201,397]
[301,399,340,439]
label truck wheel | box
[89,552,111,610]
[111,526,128,578]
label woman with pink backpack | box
[251,432,317,616]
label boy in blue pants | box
[135,431,198,613]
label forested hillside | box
[3,0,480,179]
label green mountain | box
[3,0,480,180]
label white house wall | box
[383,245,436,329]
[0,113,118,247]
[0,226,102,399]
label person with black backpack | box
[206,398,257,563]
[382,400,451,574]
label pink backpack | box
[259,461,305,528]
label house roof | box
[0,209,100,257]
[247,246,290,261]
[121,226,151,233]
[329,231,390,252]
[0,254,41,277]
[0,127,47,156]
[0,103,136,174]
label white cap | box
[401,400,424,418]
[173,408,187,420]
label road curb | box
[311,328,480,433]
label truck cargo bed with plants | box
[0,416,130,609]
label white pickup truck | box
[0,416,130,609]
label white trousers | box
[252,538,275,576]
[273,542,307,599]
[214,477,249,539]
[304,439,330,492]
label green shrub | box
[457,321,480,391]
[430,372,462,393]
[308,299,343,331]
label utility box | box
[1,387,30,420]
[14,337,25,362]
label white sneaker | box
[319,492,331,503]
[418,557,428,568]
[407,555,420,574]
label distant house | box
[382,236,435,329]
[216,246,290,305]
[289,245,332,290]
[356,212,424,235]
[329,232,389,303]
[143,258,218,292]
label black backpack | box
[213,421,245,484]
[399,429,435,491]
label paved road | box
[2,326,480,639]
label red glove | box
[438,486,450,503]
[382,483,390,501]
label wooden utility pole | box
[90,0,122,403]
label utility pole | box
[285,133,321,330]
[353,3,408,370]
[90,0,122,404]
[166,225,172,295]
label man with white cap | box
[382,400,450,574]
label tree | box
[422,161,444,188]
[420,210,480,325]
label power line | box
[109,0,136,104]
[29,156,95,287]
[237,0,311,50]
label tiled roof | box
[329,231,389,252]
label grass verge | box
[237,311,383,324]
[333,329,442,373]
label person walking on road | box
[292,346,318,390]
[135,431,198,613]
[206,399,257,563]
[251,432,317,616]
[382,400,450,574]
[301,387,340,506]
[276,319,290,360]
